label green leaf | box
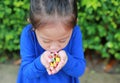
[5,7,12,14]
[106,42,114,48]
[13,1,24,7]
[115,53,120,60]
[0,12,4,18]
[3,0,11,5]
[114,32,120,41]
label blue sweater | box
[17,24,86,83]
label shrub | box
[0,0,120,62]
[77,0,120,60]
[0,0,29,62]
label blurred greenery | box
[78,0,120,60]
[0,0,29,62]
[0,0,120,62]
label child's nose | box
[49,42,59,52]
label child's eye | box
[59,40,66,43]
[43,40,51,43]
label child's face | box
[35,23,73,52]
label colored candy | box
[49,52,60,68]
[56,57,60,62]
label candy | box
[56,57,60,62]
[50,62,54,67]
[49,52,60,68]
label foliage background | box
[77,0,120,60]
[0,0,29,62]
[0,0,120,62]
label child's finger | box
[44,61,50,69]
[55,60,64,72]
[47,66,57,75]
[44,56,51,69]
[58,50,67,61]
[46,68,52,75]
[41,51,51,69]
[51,69,57,74]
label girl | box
[17,0,86,83]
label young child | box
[17,0,86,83]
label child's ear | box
[76,18,78,22]
[27,18,30,22]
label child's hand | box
[56,50,68,72]
[40,51,51,69]
[50,50,68,75]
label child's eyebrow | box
[40,35,70,40]
[58,35,70,40]
[39,36,51,40]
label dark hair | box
[30,0,77,29]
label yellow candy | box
[50,62,54,67]
[56,57,60,62]
[49,52,60,68]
